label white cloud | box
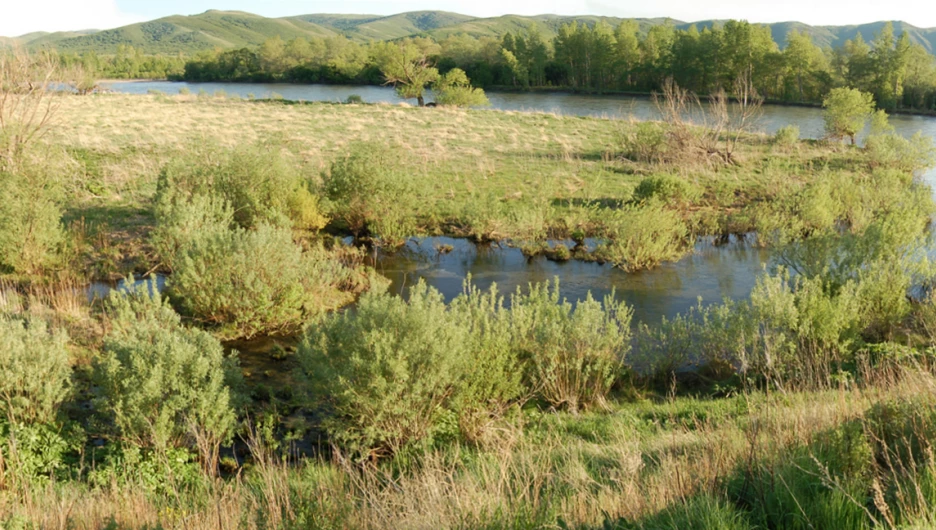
[0,0,143,38]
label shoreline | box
[97,78,936,118]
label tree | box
[433,68,490,107]
[373,40,440,106]
[614,21,641,87]
[784,30,826,102]
[258,36,286,77]
[822,87,875,144]
[500,48,529,88]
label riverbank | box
[110,76,936,117]
[47,92,880,278]
[4,91,936,529]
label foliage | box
[0,316,70,425]
[322,142,418,246]
[619,121,672,164]
[155,141,327,232]
[298,282,494,458]
[597,201,690,271]
[433,68,490,107]
[822,87,874,144]
[632,173,701,206]
[510,281,632,413]
[773,124,800,148]
[96,285,241,465]
[167,220,355,339]
[0,167,64,275]
[373,39,440,106]
[864,110,936,172]
[162,16,936,112]
[0,421,77,484]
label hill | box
[12,10,936,55]
[681,19,936,52]
[289,11,476,41]
[26,10,338,54]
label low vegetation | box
[5,56,936,528]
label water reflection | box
[374,236,769,325]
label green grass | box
[44,93,886,278]
[3,92,935,529]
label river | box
[98,81,936,326]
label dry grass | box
[3,371,934,529]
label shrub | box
[298,280,530,458]
[865,111,936,172]
[323,142,418,246]
[619,121,671,163]
[822,87,874,144]
[156,141,326,232]
[344,94,363,104]
[448,282,525,442]
[773,124,800,148]
[634,268,864,390]
[433,68,490,108]
[0,316,70,425]
[0,165,65,274]
[167,222,355,338]
[96,285,241,470]
[597,201,690,271]
[632,173,701,206]
[511,281,632,413]
[0,421,76,483]
[151,192,234,271]
[178,86,191,95]
[298,282,474,459]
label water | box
[96,80,936,326]
[102,80,936,141]
[87,274,166,302]
[375,236,768,325]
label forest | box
[62,19,936,111]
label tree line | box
[51,19,936,110]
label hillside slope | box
[13,10,936,55]
[28,10,338,54]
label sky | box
[4,0,936,38]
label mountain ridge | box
[6,10,936,55]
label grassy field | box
[4,92,936,529]
[47,92,870,276]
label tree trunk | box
[417,95,425,107]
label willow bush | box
[155,140,327,232]
[0,316,70,425]
[298,282,481,459]
[299,279,634,459]
[167,221,356,339]
[597,200,690,271]
[96,285,242,471]
[323,142,419,247]
[0,159,65,275]
[510,281,632,413]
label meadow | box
[4,87,936,529]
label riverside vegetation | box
[6,50,936,529]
